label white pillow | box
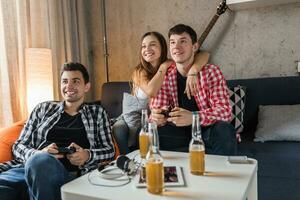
[254,104,300,142]
[122,92,148,146]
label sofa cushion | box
[0,120,25,162]
[237,140,300,200]
[229,86,246,133]
[238,141,300,178]
[227,76,300,137]
[254,104,300,142]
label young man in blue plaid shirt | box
[0,62,115,200]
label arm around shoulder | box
[185,51,210,99]
[135,60,173,98]
[188,51,210,75]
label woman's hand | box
[185,67,198,99]
[185,51,209,99]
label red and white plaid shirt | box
[150,63,232,126]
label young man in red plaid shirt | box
[150,24,236,155]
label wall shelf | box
[227,0,300,10]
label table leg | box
[247,171,257,200]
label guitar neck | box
[198,14,220,48]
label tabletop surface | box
[61,150,257,200]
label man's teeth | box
[66,91,75,95]
[173,52,182,55]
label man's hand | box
[150,108,168,126]
[167,107,193,127]
[66,143,90,166]
[40,143,64,159]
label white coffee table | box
[61,150,257,200]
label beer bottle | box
[139,109,149,159]
[145,122,164,194]
[189,111,205,175]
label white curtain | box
[0,0,91,128]
[0,0,29,127]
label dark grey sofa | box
[227,76,300,200]
[100,76,300,200]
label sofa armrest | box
[0,120,25,162]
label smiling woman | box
[112,30,209,154]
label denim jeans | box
[113,118,130,154]
[0,153,76,200]
[158,121,237,156]
[0,168,28,200]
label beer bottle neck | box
[141,109,148,132]
[191,112,202,141]
[148,122,161,155]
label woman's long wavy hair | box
[131,32,168,89]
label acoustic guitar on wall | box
[198,0,228,49]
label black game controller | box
[57,146,76,154]
[161,107,172,117]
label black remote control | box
[57,147,76,154]
[161,107,172,117]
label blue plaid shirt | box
[0,101,115,174]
